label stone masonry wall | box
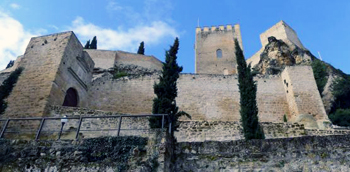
[88,73,289,122]
[175,120,350,142]
[176,135,350,171]
[0,135,166,172]
[282,66,330,128]
[46,106,158,139]
[195,24,242,75]
[3,32,73,119]
[47,33,94,108]
[2,106,165,141]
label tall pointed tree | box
[137,41,145,55]
[90,36,97,49]
[235,39,264,140]
[84,40,90,49]
[150,38,190,131]
[5,60,14,69]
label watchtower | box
[195,24,243,75]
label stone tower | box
[195,24,243,75]
[2,31,94,118]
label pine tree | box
[235,39,264,140]
[150,38,190,132]
[84,40,90,49]
[90,36,97,49]
[0,67,23,114]
[137,41,145,55]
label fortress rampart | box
[87,66,328,128]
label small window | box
[216,49,222,58]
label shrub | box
[113,71,128,79]
[329,109,350,127]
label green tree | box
[329,108,350,127]
[312,59,328,95]
[0,67,24,114]
[137,41,145,55]
[90,36,97,49]
[5,60,14,69]
[84,40,90,49]
[235,39,264,140]
[331,76,350,113]
[149,38,190,131]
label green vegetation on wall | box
[311,59,328,95]
[0,67,23,114]
[113,71,128,79]
[235,39,264,140]
[150,38,190,130]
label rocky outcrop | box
[253,37,312,75]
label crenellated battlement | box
[196,24,239,34]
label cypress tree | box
[90,36,97,49]
[5,60,14,69]
[150,38,190,132]
[137,41,145,55]
[235,39,264,140]
[84,40,90,49]
[0,67,24,114]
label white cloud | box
[10,3,20,10]
[0,11,41,70]
[70,16,178,52]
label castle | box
[0,21,331,130]
[2,20,350,171]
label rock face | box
[253,36,312,75]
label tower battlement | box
[196,24,240,34]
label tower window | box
[216,49,222,58]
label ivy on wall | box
[0,67,23,114]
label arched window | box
[216,49,222,58]
[62,88,79,107]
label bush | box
[331,76,350,114]
[113,71,128,79]
[329,109,350,127]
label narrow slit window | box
[216,49,222,58]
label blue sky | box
[0,0,349,74]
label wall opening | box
[216,49,222,58]
[62,88,79,107]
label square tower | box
[195,24,243,75]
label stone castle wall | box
[0,135,166,171]
[281,66,330,128]
[87,66,324,126]
[85,49,163,71]
[175,120,350,142]
[87,73,290,122]
[195,24,242,75]
[175,135,350,171]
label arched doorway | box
[62,88,79,107]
